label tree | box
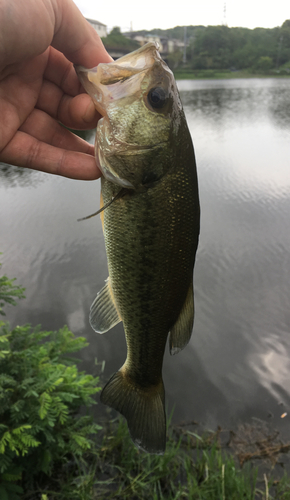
[257,56,273,72]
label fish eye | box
[147,87,167,109]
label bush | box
[0,264,102,499]
[0,261,25,316]
[257,55,273,72]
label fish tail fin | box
[100,369,166,454]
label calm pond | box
[1,78,290,435]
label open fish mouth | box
[76,42,169,116]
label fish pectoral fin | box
[169,280,194,355]
[89,279,121,333]
[101,369,166,454]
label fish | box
[76,42,200,454]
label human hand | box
[0,0,112,180]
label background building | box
[86,18,107,38]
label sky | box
[74,0,289,33]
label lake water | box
[1,78,290,435]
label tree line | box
[183,20,290,72]
[103,22,290,73]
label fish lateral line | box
[77,187,129,221]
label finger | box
[36,78,101,129]
[0,0,54,68]
[19,108,96,153]
[0,53,48,150]
[59,93,100,128]
[52,0,113,68]
[43,46,81,96]
[0,130,100,180]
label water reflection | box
[178,78,290,129]
[269,89,290,129]
[0,162,44,188]
[1,78,290,433]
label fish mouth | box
[76,42,171,117]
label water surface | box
[1,78,290,434]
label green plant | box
[0,287,102,500]
[0,261,25,316]
[0,322,102,497]
[93,417,260,500]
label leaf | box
[11,425,32,435]
[72,434,91,450]
[0,485,9,500]
[39,392,52,420]
[4,483,23,494]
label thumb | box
[51,0,113,67]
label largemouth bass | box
[77,43,200,454]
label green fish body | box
[77,43,200,454]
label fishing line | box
[77,188,129,221]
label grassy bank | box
[1,264,290,499]
[173,68,290,80]
[36,415,290,500]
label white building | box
[128,34,164,52]
[125,33,185,54]
[86,18,107,38]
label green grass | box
[33,416,290,500]
[93,419,258,500]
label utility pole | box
[223,2,227,26]
[183,26,187,64]
[276,35,283,69]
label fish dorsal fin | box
[89,279,122,333]
[169,280,194,355]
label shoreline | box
[173,70,290,80]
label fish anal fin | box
[100,368,166,454]
[89,279,121,333]
[169,280,194,355]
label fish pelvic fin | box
[169,279,194,355]
[100,369,166,454]
[89,279,121,333]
